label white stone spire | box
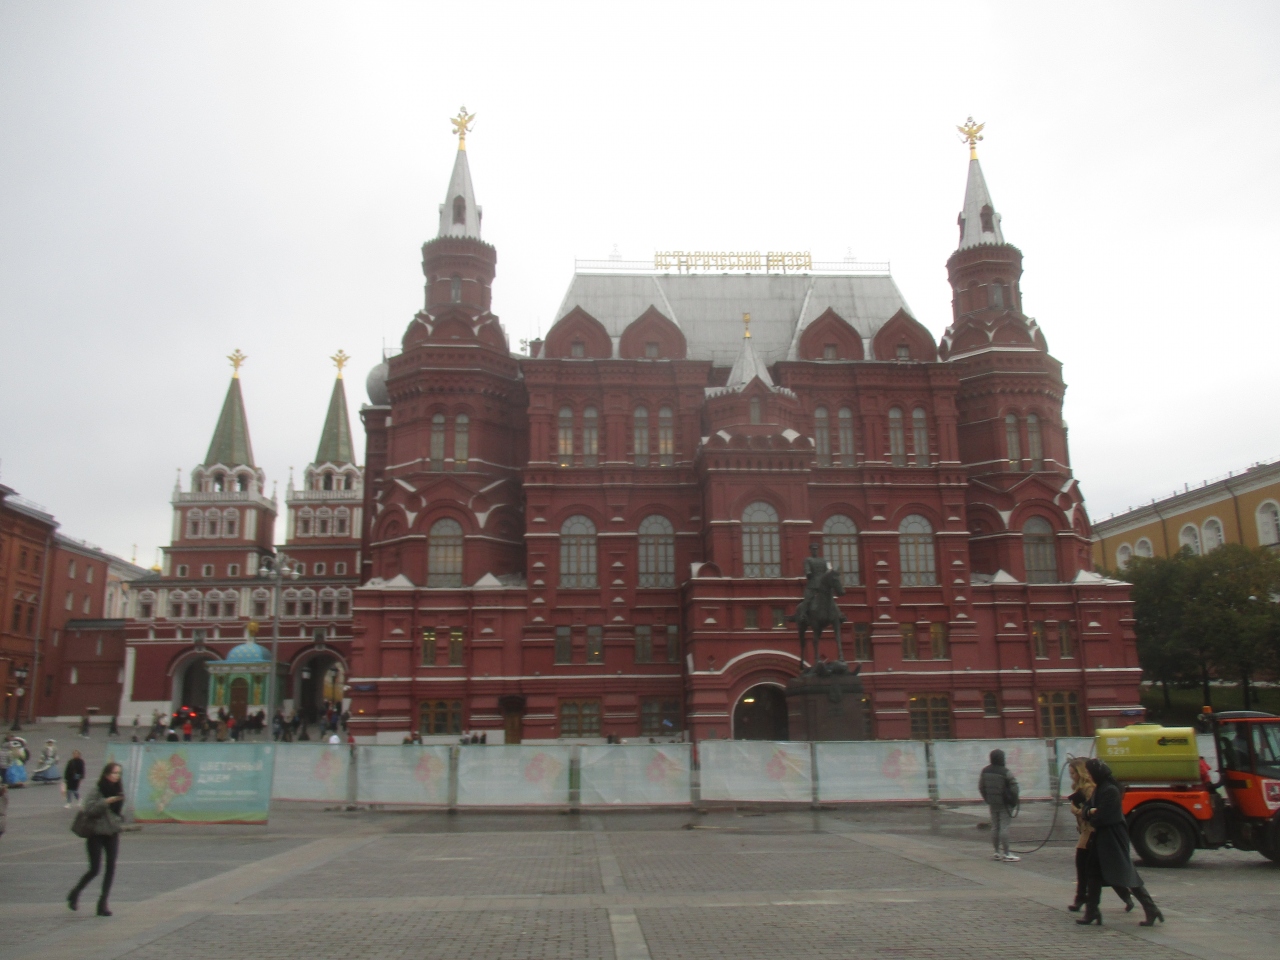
[437,107,482,239]
[956,157,1004,250]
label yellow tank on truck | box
[1095,724,1200,783]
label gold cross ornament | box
[228,348,247,377]
[450,106,476,149]
[331,349,351,378]
[957,117,985,159]
[743,312,751,339]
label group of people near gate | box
[979,748,1165,928]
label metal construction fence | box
[117,735,1161,821]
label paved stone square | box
[0,726,1276,960]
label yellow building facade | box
[1091,460,1280,571]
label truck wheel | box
[1131,809,1196,867]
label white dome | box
[366,361,390,405]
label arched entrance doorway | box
[172,655,213,712]
[292,652,345,724]
[733,684,789,740]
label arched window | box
[633,407,650,467]
[428,518,464,587]
[236,474,249,492]
[658,406,674,466]
[1202,518,1225,552]
[813,407,831,466]
[741,502,780,578]
[898,515,936,586]
[450,275,461,303]
[1258,502,1280,547]
[638,514,675,588]
[991,280,1005,308]
[912,408,929,467]
[557,406,574,467]
[454,414,469,469]
[452,195,466,225]
[334,507,350,536]
[560,515,598,588]
[1180,524,1201,555]
[1026,414,1043,470]
[749,396,762,425]
[838,407,855,466]
[297,509,313,536]
[323,472,334,490]
[223,509,239,538]
[888,407,906,466]
[204,509,220,538]
[431,413,446,469]
[822,514,860,585]
[1005,414,1021,466]
[980,204,995,233]
[1116,544,1133,570]
[187,510,202,539]
[213,472,226,492]
[582,407,599,467]
[344,475,355,491]
[1023,517,1058,583]
[1135,538,1154,558]
[316,508,332,536]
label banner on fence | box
[131,743,273,823]
[1054,737,1095,778]
[356,745,452,806]
[815,741,929,802]
[699,740,811,802]
[456,745,572,807]
[933,738,1051,801]
[271,744,350,803]
[579,744,691,806]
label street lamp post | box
[10,664,29,732]
[258,553,300,728]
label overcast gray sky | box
[1,1,1276,564]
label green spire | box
[205,375,256,467]
[315,375,356,466]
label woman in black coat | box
[1078,758,1164,927]
[67,762,125,916]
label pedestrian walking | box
[108,716,119,738]
[1066,758,1132,914]
[63,750,86,808]
[182,718,193,742]
[79,714,91,739]
[1077,758,1164,927]
[67,762,126,917]
[978,748,1020,862]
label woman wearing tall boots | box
[1077,758,1164,927]
[1066,759,1133,914]
[67,762,125,917]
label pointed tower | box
[940,122,1089,579]
[284,352,361,657]
[166,350,276,585]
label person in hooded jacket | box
[67,762,125,917]
[978,749,1020,862]
[1065,758,1132,914]
[1078,757,1164,927]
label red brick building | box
[0,486,57,724]
[120,360,358,722]
[348,131,1142,744]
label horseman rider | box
[800,543,829,620]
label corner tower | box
[940,121,1090,579]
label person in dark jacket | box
[978,749,1020,862]
[1078,758,1164,926]
[67,762,125,917]
[63,750,86,808]
[1066,758,1133,913]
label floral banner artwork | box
[131,743,273,824]
[933,738,1052,801]
[815,741,930,802]
[579,744,692,806]
[455,745,572,807]
[355,745,451,806]
[699,740,812,802]
[271,744,350,802]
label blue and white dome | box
[224,640,271,663]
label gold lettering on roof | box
[653,250,812,273]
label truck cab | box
[1119,711,1280,867]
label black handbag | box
[70,809,93,839]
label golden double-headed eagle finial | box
[330,349,351,378]
[957,117,985,159]
[228,348,247,377]
[450,106,476,150]
[743,312,752,339]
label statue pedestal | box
[785,668,869,742]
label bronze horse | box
[793,566,845,669]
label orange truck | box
[1095,711,1280,867]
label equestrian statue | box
[790,543,847,671]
